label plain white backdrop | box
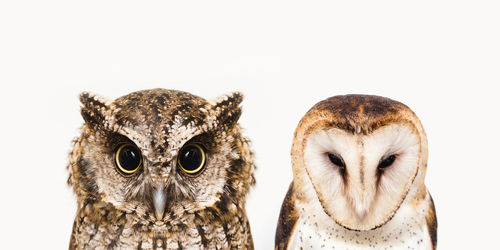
[1,1,499,249]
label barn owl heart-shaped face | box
[303,123,422,230]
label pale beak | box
[356,209,367,222]
[153,184,167,221]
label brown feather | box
[275,182,298,250]
[68,89,256,249]
[426,193,438,250]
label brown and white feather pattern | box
[276,95,437,250]
[68,89,255,249]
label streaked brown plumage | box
[68,89,255,249]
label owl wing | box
[69,220,77,250]
[425,192,437,250]
[275,182,299,250]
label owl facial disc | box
[292,94,427,230]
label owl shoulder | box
[275,182,299,250]
[425,192,437,250]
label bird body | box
[276,95,436,250]
[68,89,255,249]
[277,182,435,250]
[70,196,252,249]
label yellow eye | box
[115,144,142,175]
[178,144,206,174]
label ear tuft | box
[209,91,243,106]
[209,91,244,129]
[79,92,112,128]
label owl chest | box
[288,206,432,250]
[71,209,252,250]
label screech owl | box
[68,89,256,249]
[275,95,437,249]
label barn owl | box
[275,95,437,250]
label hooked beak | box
[350,194,372,222]
[348,187,374,223]
[355,208,367,222]
[153,184,167,221]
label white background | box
[1,1,499,249]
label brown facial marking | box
[112,89,208,152]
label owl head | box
[68,89,255,222]
[292,95,428,230]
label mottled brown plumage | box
[68,89,255,249]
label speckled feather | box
[275,95,437,250]
[68,89,255,249]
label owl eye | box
[379,155,396,169]
[115,144,142,175]
[328,153,346,169]
[178,144,206,175]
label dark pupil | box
[328,153,345,168]
[179,145,203,171]
[118,146,141,171]
[379,155,396,168]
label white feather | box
[303,123,422,230]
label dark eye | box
[328,153,345,169]
[379,155,396,169]
[115,144,142,175]
[178,144,206,174]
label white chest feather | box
[288,204,432,250]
